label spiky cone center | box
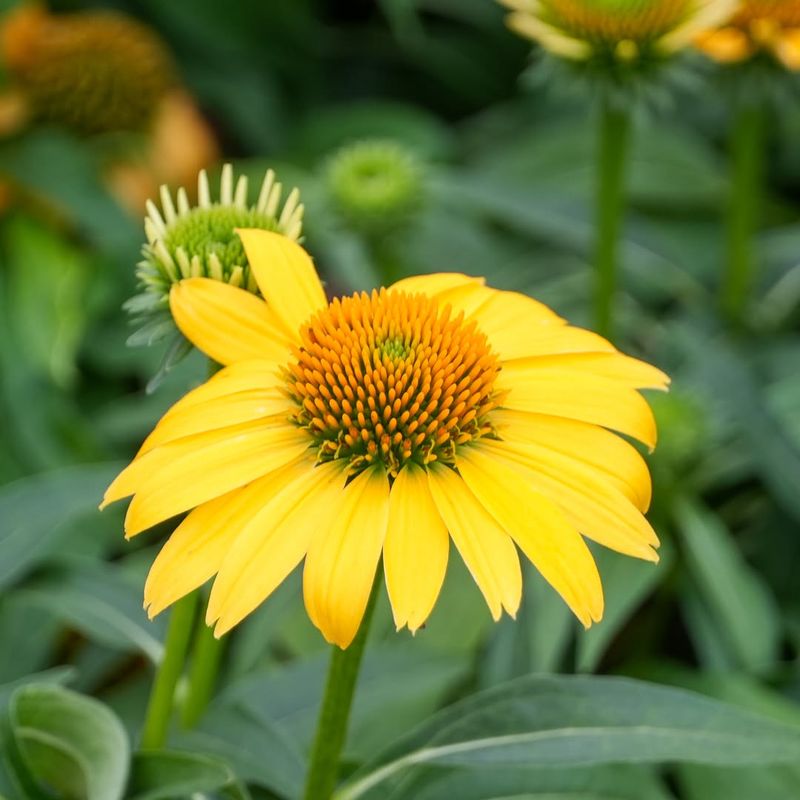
[285,289,501,478]
[732,1,800,27]
[326,140,424,233]
[543,0,693,43]
[138,166,304,300]
[1,7,174,135]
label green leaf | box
[678,764,800,800]
[127,750,250,800]
[7,684,129,800]
[481,565,574,685]
[0,131,139,261]
[173,705,305,799]
[388,764,672,800]
[16,564,166,662]
[221,643,469,760]
[576,543,672,673]
[0,463,122,591]
[337,675,800,800]
[674,496,780,673]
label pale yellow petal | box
[143,462,305,617]
[303,465,390,648]
[384,462,449,633]
[456,444,603,628]
[208,459,347,635]
[139,388,294,455]
[506,11,592,59]
[498,368,658,449]
[389,272,484,297]
[427,462,521,620]
[121,419,310,536]
[170,278,293,365]
[492,409,652,511]
[236,229,327,336]
[481,439,659,562]
[501,352,670,390]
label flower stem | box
[302,574,381,800]
[593,97,631,341]
[141,591,199,748]
[180,616,224,728]
[722,102,765,323]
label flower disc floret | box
[286,289,500,477]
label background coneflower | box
[500,0,735,339]
[0,5,218,213]
[696,1,800,323]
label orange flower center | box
[543,0,692,42]
[732,0,800,27]
[285,288,500,476]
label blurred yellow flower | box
[0,5,174,135]
[103,231,668,648]
[501,0,736,62]
[696,0,800,70]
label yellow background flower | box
[103,231,668,648]
[500,0,736,61]
[696,0,800,70]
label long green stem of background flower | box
[181,616,225,727]
[303,574,381,800]
[721,102,765,324]
[141,591,199,748]
[593,97,631,341]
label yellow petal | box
[121,419,310,536]
[492,409,652,511]
[384,462,449,632]
[456,444,603,628]
[236,229,327,336]
[143,463,304,617]
[427,462,521,620]
[389,272,484,297]
[776,29,800,71]
[481,439,659,562]
[303,465,390,648]
[506,11,592,59]
[695,27,754,62]
[502,352,670,390]
[208,459,347,635]
[498,368,658,449]
[170,278,293,365]
[138,387,294,455]
[505,330,617,363]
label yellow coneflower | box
[501,0,736,62]
[696,1,800,70]
[103,231,668,648]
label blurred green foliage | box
[1,1,800,798]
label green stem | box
[180,616,225,728]
[593,98,632,341]
[141,591,199,749]
[303,574,381,800]
[722,103,765,323]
